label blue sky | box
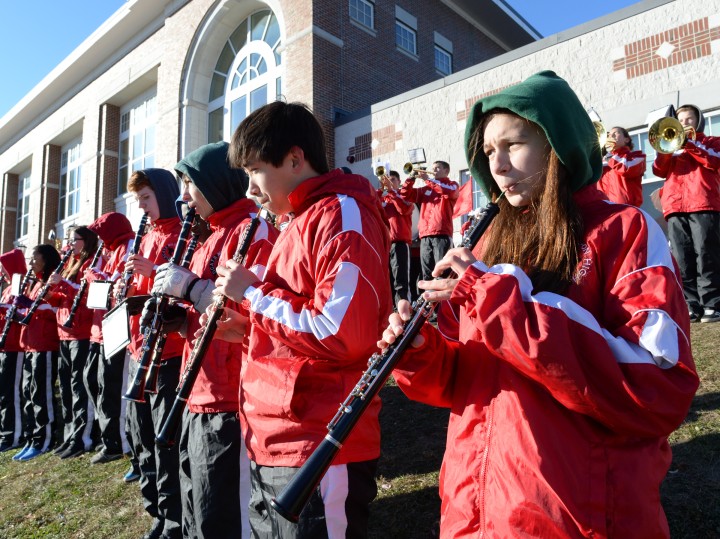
[0,0,642,119]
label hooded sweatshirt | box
[465,70,603,198]
[240,168,392,466]
[86,212,136,344]
[128,169,184,362]
[0,249,28,352]
[394,71,698,538]
[652,103,720,217]
[173,142,276,413]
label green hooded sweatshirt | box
[464,70,602,198]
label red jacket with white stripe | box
[20,277,60,352]
[128,217,184,362]
[377,188,413,243]
[240,169,392,466]
[402,176,460,237]
[184,198,277,414]
[653,132,720,217]
[394,186,699,539]
[596,147,646,206]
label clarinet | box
[19,249,74,326]
[62,240,105,329]
[123,208,197,403]
[0,268,35,348]
[156,209,265,447]
[115,212,150,305]
[270,199,501,522]
[144,231,199,395]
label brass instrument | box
[402,162,433,176]
[649,117,696,154]
[593,121,608,151]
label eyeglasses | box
[71,237,84,243]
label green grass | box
[1,323,718,538]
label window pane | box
[132,133,143,160]
[229,23,248,53]
[145,125,156,154]
[266,13,280,48]
[250,85,267,113]
[217,43,236,73]
[210,73,227,101]
[251,11,269,41]
[208,107,224,143]
[231,96,247,133]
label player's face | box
[182,178,214,219]
[244,154,298,216]
[134,186,161,222]
[482,113,549,208]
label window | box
[434,45,452,76]
[396,20,417,55]
[349,0,374,29]
[16,170,31,241]
[59,140,82,220]
[208,9,283,142]
[118,92,157,194]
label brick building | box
[335,0,720,237]
[0,0,537,254]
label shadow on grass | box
[378,384,449,479]
[369,485,441,539]
[684,391,720,422]
[662,431,720,538]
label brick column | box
[96,103,120,216]
[0,173,19,253]
[40,144,61,246]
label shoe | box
[12,444,30,461]
[141,518,164,539]
[17,447,44,461]
[91,450,123,464]
[689,310,701,323]
[53,441,70,455]
[59,445,85,460]
[94,442,105,452]
[124,465,141,483]
[701,309,720,323]
[0,442,17,453]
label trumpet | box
[402,162,433,176]
[593,121,607,150]
[649,117,696,154]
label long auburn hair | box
[469,112,585,294]
[62,226,99,281]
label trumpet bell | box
[374,165,386,177]
[649,117,690,154]
[403,162,432,176]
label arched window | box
[208,9,282,142]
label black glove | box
[139,297,160,333]
[160,304,187,334]
[13,294,33,308]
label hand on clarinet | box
[125,254,155,278]
[417,247,476,302]
[152,263,199,300]
[378,300,424,350]
[197,307,249,344]
[214,260,260,304]
[47,274,61,286]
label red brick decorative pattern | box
[613,17,720,79]
[457,82,520,122]
[348,124,402,162]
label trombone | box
[648,116,696,154]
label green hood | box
[464,70,602,198]
[174,141,248,213]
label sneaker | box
[53,441,70,455]
[689,310,701,323]
[59,445,85,460]
[12,444,30,461]
[700,309,720,323]
[17,447,44,461]
[123,464,141,483]
[141,519,164,539]
[0,442,17,453]
[90,450,123,464]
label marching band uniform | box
[378,181,414,304]
[596,145,646,206]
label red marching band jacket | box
[183,198,277,414]
[596,146,646,206]
[49,255,101,341]
[377,187,413,243]
[0,249,28,353]
[240,169,392,467]
[401,176,459,237]
[653,132,720,217]
[397,187,699,538]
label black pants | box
[126,355,182,538]
[179,410,250,538]
[87,342,130,455]
[21,350,57,451]
[419,235,453,282]
[389,241,411,306]
[58,339,93,450]
[248,459,378,539]
[667,212,720,314]
[0,351,24,447]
